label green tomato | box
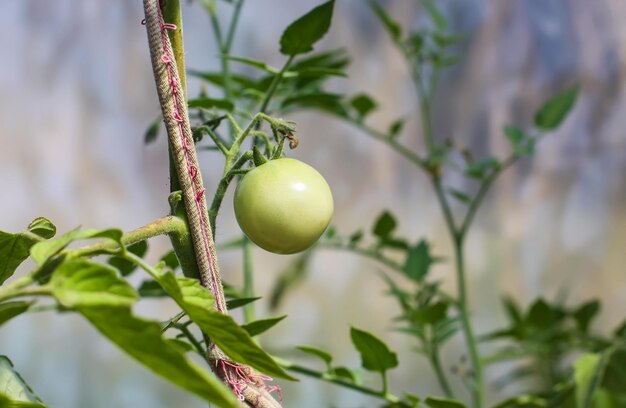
[234,158,334,254]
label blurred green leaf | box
[574,353,606,408]
[159,250,180,270]
[226,297,261,310]
[331,366,357,383]
[601,348,626,394]
[423,0,448,31]
[0,356,45,408]
[297,346,333,368]
[290,48,350,71]
[504,125,535,156]
[188,70,258,90]
[404,240,433,282]
[350,94,377,120]
[188,97,234,112]
[573,300,600,333]
[144,117,161,144]
[425,396,466,408]
[411,301,448,325]
[372,211,397,240]
[525,299,556,330]
[0,301,32,328]
[137,280,167,297]
[241,315,287,337]
[349,230,363,245]
[447,188,471,205]
[534,85,580,130]
[108,241,149,277]
[388,118,405,139]
[281,92,348,117]
[350,327,398,374]
[465,157,500,179]
[280,1,335,56]
[433,32,464,47]
[368,0,402,43]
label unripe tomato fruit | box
[234,158,333,254]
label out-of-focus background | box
[1,1,625,407]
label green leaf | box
[187,97,234,112]
[534,85,580,130]
[465,157,500,180]
[167,339,195,354]
[504,125,535,156]
[48,261,239,407]
[296,345,333,367]
[188,70,257,90]
[331,366,357,383]
[51,260,138,308]
[159,250,180,269]
[350,94,377,119]
[137,280,167,297]
[349,230,363,245]
[154,269,296,381]
[0,356,45,408]
[30,228,123,265]
[350,327,398,374]
[372,211,397,240]
[425,396,466,408]
[574,353,607,408]
[447,189,471,205]
[107,240,149,277]
[291,48,349,69]
[0,302,32,328]
[601,348,626,394]
[0,232,36,285]
[26,218,56,240]
[411,301,448,325]
[573,300,600,333]
[83,307,238,407]
[280,1,335,56]
[423,0,448,31]
[388,118,405,139]
[241,316,287,337]
[226,297,261,310]
[404,240,433,282]
[144,117,161,144]
[281,92,348,117]
[220,55,279,74]
[0,217,58,284]
[502,296,523,325]
[525,299,556,330]
[368,0,402,42]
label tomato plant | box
[234,158,333,254]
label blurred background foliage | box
[1,0,625,407]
